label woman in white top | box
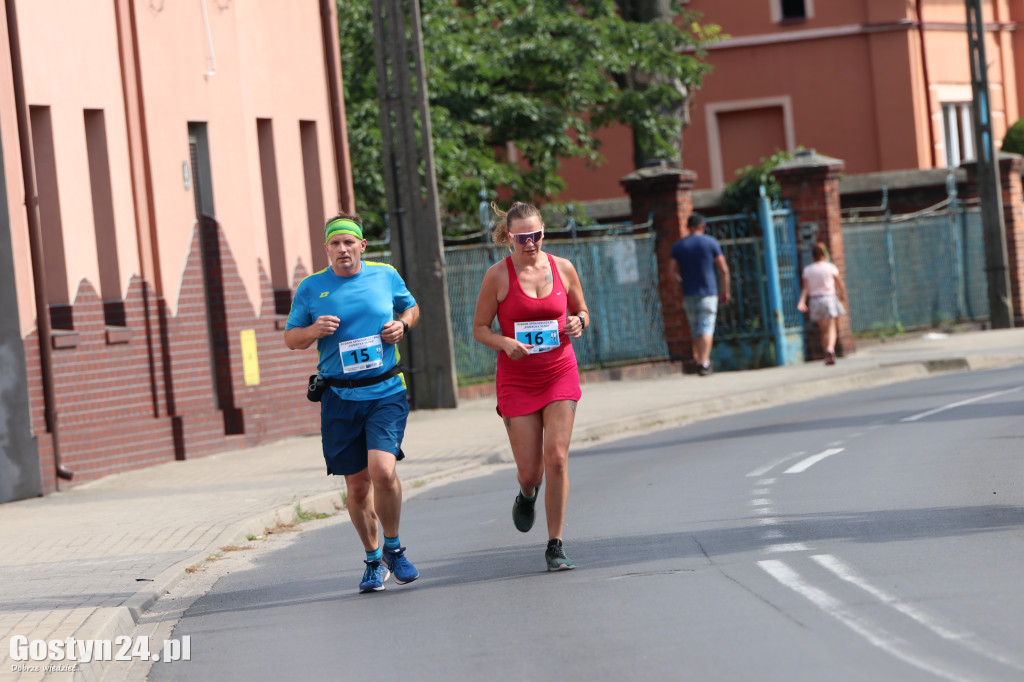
[797,242,847,365]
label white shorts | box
[808,294,845,322]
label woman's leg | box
[819,316,837,354]
[505,411,545,495]
[539,400,577,540]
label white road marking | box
[765,543,809,553]
[812,554,1024,672]
[899,386,1022,423]
[749,498,772,507]
[747,452,805,477]
[752,488,770,495]
[757,517,778,525]
[758,560,975,682]
[757,478,777,485]
[762,529,785,540]
[784,448,845,474]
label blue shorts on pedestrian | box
[320,388,408,476]
[683,294,719,337]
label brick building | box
[1,0,353,501]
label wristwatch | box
[401,320,410,336]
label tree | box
[1001,117,1024,155]
[339,0,721,237]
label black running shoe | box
[512,490,537,533]
[545,539,575,571]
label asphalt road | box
[137,365,1024,682]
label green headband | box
[325,218,363,242]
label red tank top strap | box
[504,256,518,294]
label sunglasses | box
[509,229,544,245]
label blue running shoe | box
[359,560,390,593]
[382,546,419,585]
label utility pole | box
[965,0,1014,328]
[370,0,459,408]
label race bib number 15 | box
[340,335,384,373]
[514,320,560,354]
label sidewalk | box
[2,327,1022,681]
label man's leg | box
[367,449,401,538]
[693,334,713,367]
[343,469,378,552]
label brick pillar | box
[963,152,1024,325]
[621,164,697,362]
[772,149,856,359]
[1000,154,1024,325]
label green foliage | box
[1001,118,1024,155]
[339,0,721,238]
[719,149,796,216]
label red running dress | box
[495,253,582,417]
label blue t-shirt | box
[671,234,723,296]
[286,261,416,401]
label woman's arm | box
[472,264,532,360]
[557,257,590,339]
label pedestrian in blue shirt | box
[285,212,421,594]
[669,213,731,375]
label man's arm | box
[669,257,681,284]
[381,304,420,345]
[714,254,731,304]
[284,316,340,350]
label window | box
[256,118,290,315]
[774,0,810,22]
[300,121,325,268]
[942,102,975,168]
[30,105,72,330]
[84,109,125,327]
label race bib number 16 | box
[514,320,560,354]
[340,335,384,373]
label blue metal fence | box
[842,200,988,334]
[366,226,669,384]
[703,203,802,370]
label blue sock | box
[384,535,401,551]
[520,487,537,500]
[366,547,382,563]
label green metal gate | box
[704,200,803,370]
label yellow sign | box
[240,329,260,386]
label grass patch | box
[265,520,297,535]
[293,503,332,523]
[219,544,254,553]
[246,533,266,541]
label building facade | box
[1,0,353,500]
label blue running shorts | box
[320,388,408,476]
[682,294,719,337]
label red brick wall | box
[621,166,697,361]
[998,157,1024,325]
[25,221,320,494]
[774,153,856,360]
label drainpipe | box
[916,0,938,168]
[5,0,73,483]
[320,0,355,213]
